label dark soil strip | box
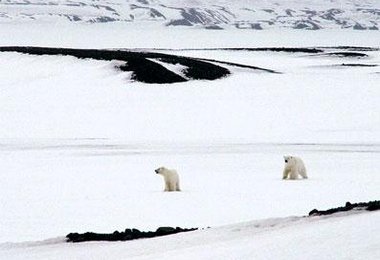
[323,46,379,52]
[220,47,324,53]
[194,57,280,73]
[66,227,198,243]
[340,63,377,67]
[309,200,380,216]
[151,46,379,53]
[151,47,324,53]
[0,46,230,84]
[317,52,369,58]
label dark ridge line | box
[129,46,380,54]
[340,63,377,67]
[138,49,280,73]
[140,47,325,53]
[313,52,369,58]
[194,57,280,73]
[196,47,324,53]
[322,46,380,51]
[309,200,380,216]
[0,46,230,84]
[66,227,198,243]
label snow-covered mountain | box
[0,0,379,30]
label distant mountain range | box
[1,0,379,30]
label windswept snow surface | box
[0,26,380,259]
[2,24,380,49]
[1,45,379,142]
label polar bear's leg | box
[288,171,298,180]
[164,180,170,191]
[283,168,290,179]
[167,181,176,192]
[299,168,308,179]
[175,181,181,191]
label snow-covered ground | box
[1,211,380,259]
[1,25,380,259]
[2,23,380,48]
[0,139,380,243]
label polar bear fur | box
[282,156,308,180]
[155,166,181,192]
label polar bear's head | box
[283,155,295,164]
[284,155,293,163]
[155,166,167,174]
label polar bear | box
[282,155,308,180]
[155,166,181,192]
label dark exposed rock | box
[285,9,295,16]
[156,56,233,79]
[90,16,118,23]
[250,23,263,30]
[326,46,379,51]
[166,19,193,26]
[137,0,149,5]
[320,8,343,21]
[66,226,198,243]
[293,20,321,30]
[309,200,380,216]
[64,15,81,22]
[149,46,326,54]
[149,8,165,19]
[367,201,380,211]
[353,23,367,30]
[0,46,230,84]
[312,51,369,58]
[262,9,275,14]
[327,52,368,57]
[66,200,379,243]
[205,25,224,30]
[252,47,323,53]
[181,8,204,24]
[193,57,280,74]
[340,63,377,67]
[211,47,323,53]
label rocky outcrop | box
[66,227,198,242]
[309,200,380,216]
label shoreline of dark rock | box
[309,200,380,216]
[66,226,198,243]
[65,200,379,243]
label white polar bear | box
[282,155,308,180]
[155,166,181,192]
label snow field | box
[0,27,379,259]
[0,141,379,243]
